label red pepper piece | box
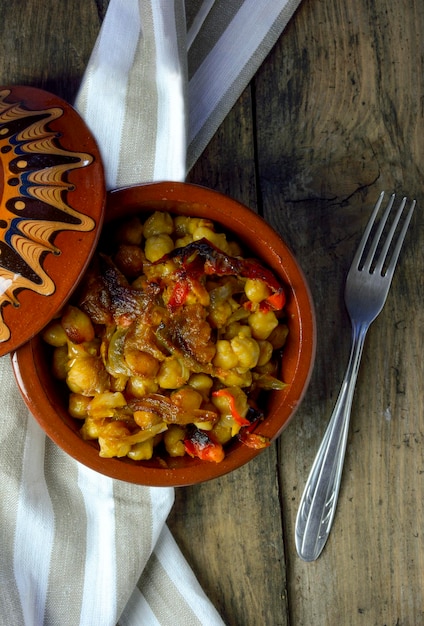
[212,389,250,426]
[168,276,191,308]
[184,427,225,463]
[262,289,286,311]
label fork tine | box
[376,197,416,278]
[351,192,416,276]
[351,191,385,270]
[363,192,396,271]
[373,195,406,274]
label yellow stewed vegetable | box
[43,210,289,463]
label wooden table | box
[2,1,423,624]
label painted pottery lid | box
[0,85,105,355]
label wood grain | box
[1,1,423,624]
[252,1,424,624]
[0,1,103,102]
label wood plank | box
[0,1,103,102]
[254,0,424,623]
[169,88,290,626]
[187,88,259,211]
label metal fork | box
[295,191,416,562]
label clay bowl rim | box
[12,181,316,487]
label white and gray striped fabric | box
[0,1,301,624]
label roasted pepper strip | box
[184,427,225,463]
[156,239,285,311]
[212,389,250,426]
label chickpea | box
[212,340,239,370]
[98,422,132,458]
[163,425,186,457]
[143,258,176,280]
[211,420,233,445]
[100,421,130,438]
[188,373,213,398]
[224,321,252,340]
[212,388,232,415]
[124,349,160,378]
[216,368,252,388]
[66,356,110,395]
[144,234,174,262]
[173,215,191,236]
[212,386,248,422]
[257,340,274,367]
[69,393,91,419]
[127,439,155,461]
[248,309,279,340]
[61,305,95,345]
[170,387,203,411]
[174,234,193,248]
[244,278,272,303]
[52,345,69,380]
[80,417,103,440]
[143,211,173,237]
[230,336,260,370]
[174,216,213,236]
[43,321,67,347]
[126,376,158,398]
[157,358,190,389]
[192,226,230,253]
[68,341,98,360]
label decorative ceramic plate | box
[0,85,105,355]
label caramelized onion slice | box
[128,394,218,425]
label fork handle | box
[295,321,369,561]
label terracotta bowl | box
[12,182,316,486]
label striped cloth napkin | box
[0,1,301,624]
